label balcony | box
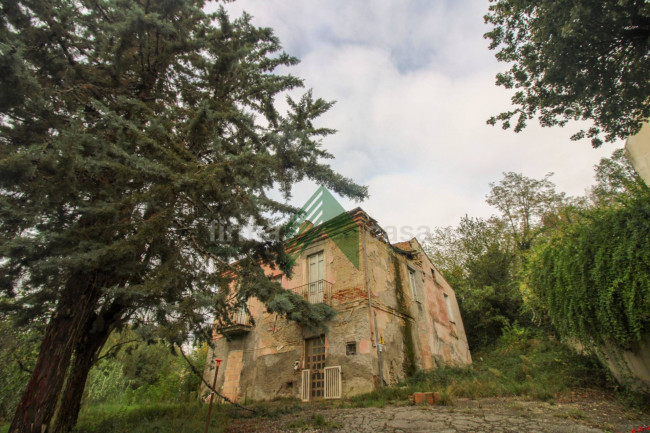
[293,279,333,305]
[217,307,252,336]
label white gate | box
[300,369,310,402]
[324,366,342,399]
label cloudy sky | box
[216,0,618,241]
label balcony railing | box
[217,307,252,336]
[292,279,333,305]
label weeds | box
[3,336,644,433]
[71,403,228,433]
[348,335,613,408]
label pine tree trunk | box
[52,302,126,433]
[9,274,103,433]
[50,327,106,433]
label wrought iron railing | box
[233,306,250,326]
[291,279,333,305]
[217,306,252,336]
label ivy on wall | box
[524,191,650,350]
[392,253,417,377]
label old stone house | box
[205,208,471,402]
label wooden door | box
[304,337,326,399]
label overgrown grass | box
[348,335,611,408]
[70,396,305,433]
[2,335,646,433]
[72,402,233,433]
[0,395,304,433]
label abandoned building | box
[204,208,471,402]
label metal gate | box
[300,369,310,402]
[324,366,342,399]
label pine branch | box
[94,338,140,363]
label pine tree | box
[0,1,366,431]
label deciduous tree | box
[589,148,646,205]
[485,0,650,147]
[424,216,523,349]
[486,172,565,251]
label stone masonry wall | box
[204,211,471,402]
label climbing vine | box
[524,190,650,350]
[392,253,417,376]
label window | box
[444,293,454,323]
[307,251,325,303]
[346,341,357,356]
[408,268,418,302]
[432,269,442,288]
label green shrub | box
[524,189,650,350]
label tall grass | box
[72,403,230,433]
[0,334,636,433]
[349,332,609,407]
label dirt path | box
[225,396,649,433]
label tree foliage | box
[589,148,646,205]
[425,216,525,349]
[0,319,42,423]
[83,332,208,405]
[485,0,650,147]
[524,188,650,350]
[0,1,365,431]
[426,172,576,349]
[486,172,566,251]
[427,152,649,387]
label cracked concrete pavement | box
[225,397,649,433]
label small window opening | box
[444,293,455,323]
[346,341,357,355]
[408,268,418,301]
[432,269,442,288]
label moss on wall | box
[392,252,417,377]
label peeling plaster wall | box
[205,210,471,402]
[205,225,376,401]
[362,235,471,387]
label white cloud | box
[214,0,620,241]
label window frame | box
[443,292,455,324]
[408,267,419,302]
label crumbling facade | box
[205,208,471,402]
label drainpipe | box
[374,310,384,388]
